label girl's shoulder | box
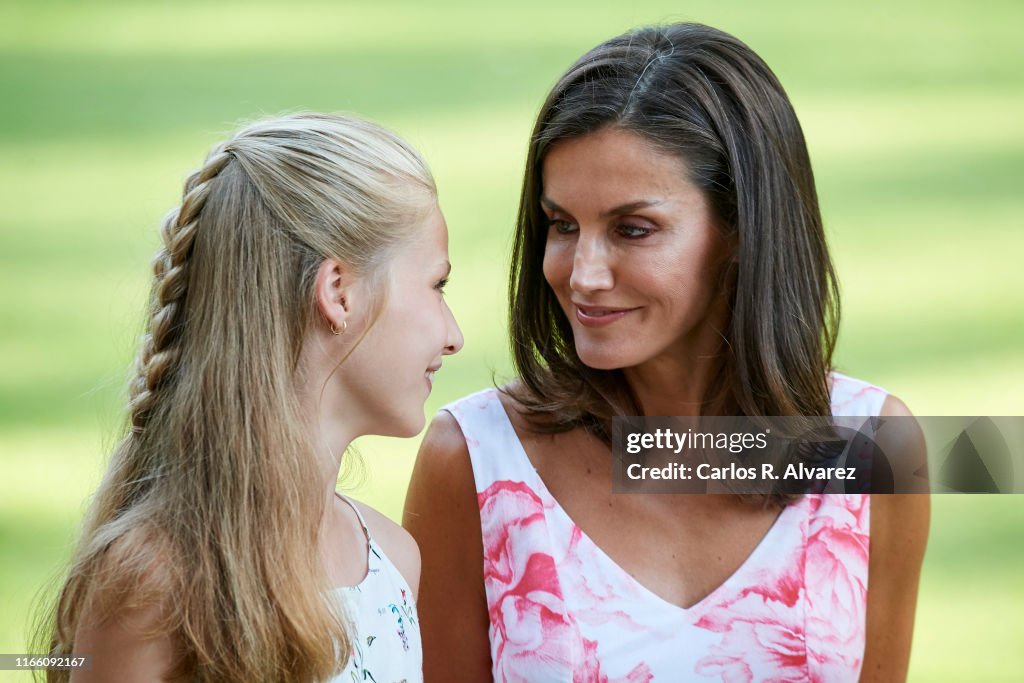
[68,528,187,681]
[346,497,421,597]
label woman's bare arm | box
[403,412,493,682]
[860,395,930,682]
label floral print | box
[332,497,422,683]
[444,373,886,682]
[386,588,417,653]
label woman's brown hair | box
[508,24,840,463]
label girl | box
[406,24,928,682]
[41,113,462,681]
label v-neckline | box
[491,390,802,619]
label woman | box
[405,23,928,682]
[40,113,463,682]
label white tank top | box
[330,495,423,682]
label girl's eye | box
[617,223,653,239]
[546,218,577,235]
[434,277,449,294]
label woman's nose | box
[569,236,614,294]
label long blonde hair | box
[41,113,435,681]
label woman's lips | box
[574,304,639,327]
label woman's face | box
[541,126,731,374]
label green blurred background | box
[1,0,1021,680]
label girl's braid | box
[128,144,234,434]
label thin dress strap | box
[335,492,372,544]
[327,494,422,681]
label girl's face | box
[342,204,463,437]
[541,126,731,376]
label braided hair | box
[128,145,234,434]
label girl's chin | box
[372,410,426,439]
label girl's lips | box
[574,304,639,327]
[425,363,441,391]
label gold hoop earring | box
[331,320,348,336]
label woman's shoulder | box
[434,382,562,455]
[829,371,890,416]
[447,379,551,422]
[408,383,546,522]
[434,384,519,442]
[438,385,502,416]
[818,374,926,530]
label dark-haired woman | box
[405,23,928,682]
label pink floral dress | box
[442,373,887,683]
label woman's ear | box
[313,258,353,335]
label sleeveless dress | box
[331,495,423,683]
[442,373,887,683]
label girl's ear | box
[313,258,354,334]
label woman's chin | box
[575,344,638,371]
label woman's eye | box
[547,219,577,235]
[617,223,653,239]
[434,277,449,294]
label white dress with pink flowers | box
[442,372,887,683]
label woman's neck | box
[621,320,729,417]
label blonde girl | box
[39,113,463,681]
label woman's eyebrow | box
[540,196,663,217]
[600,199,664,217]
[539,196,565,213]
